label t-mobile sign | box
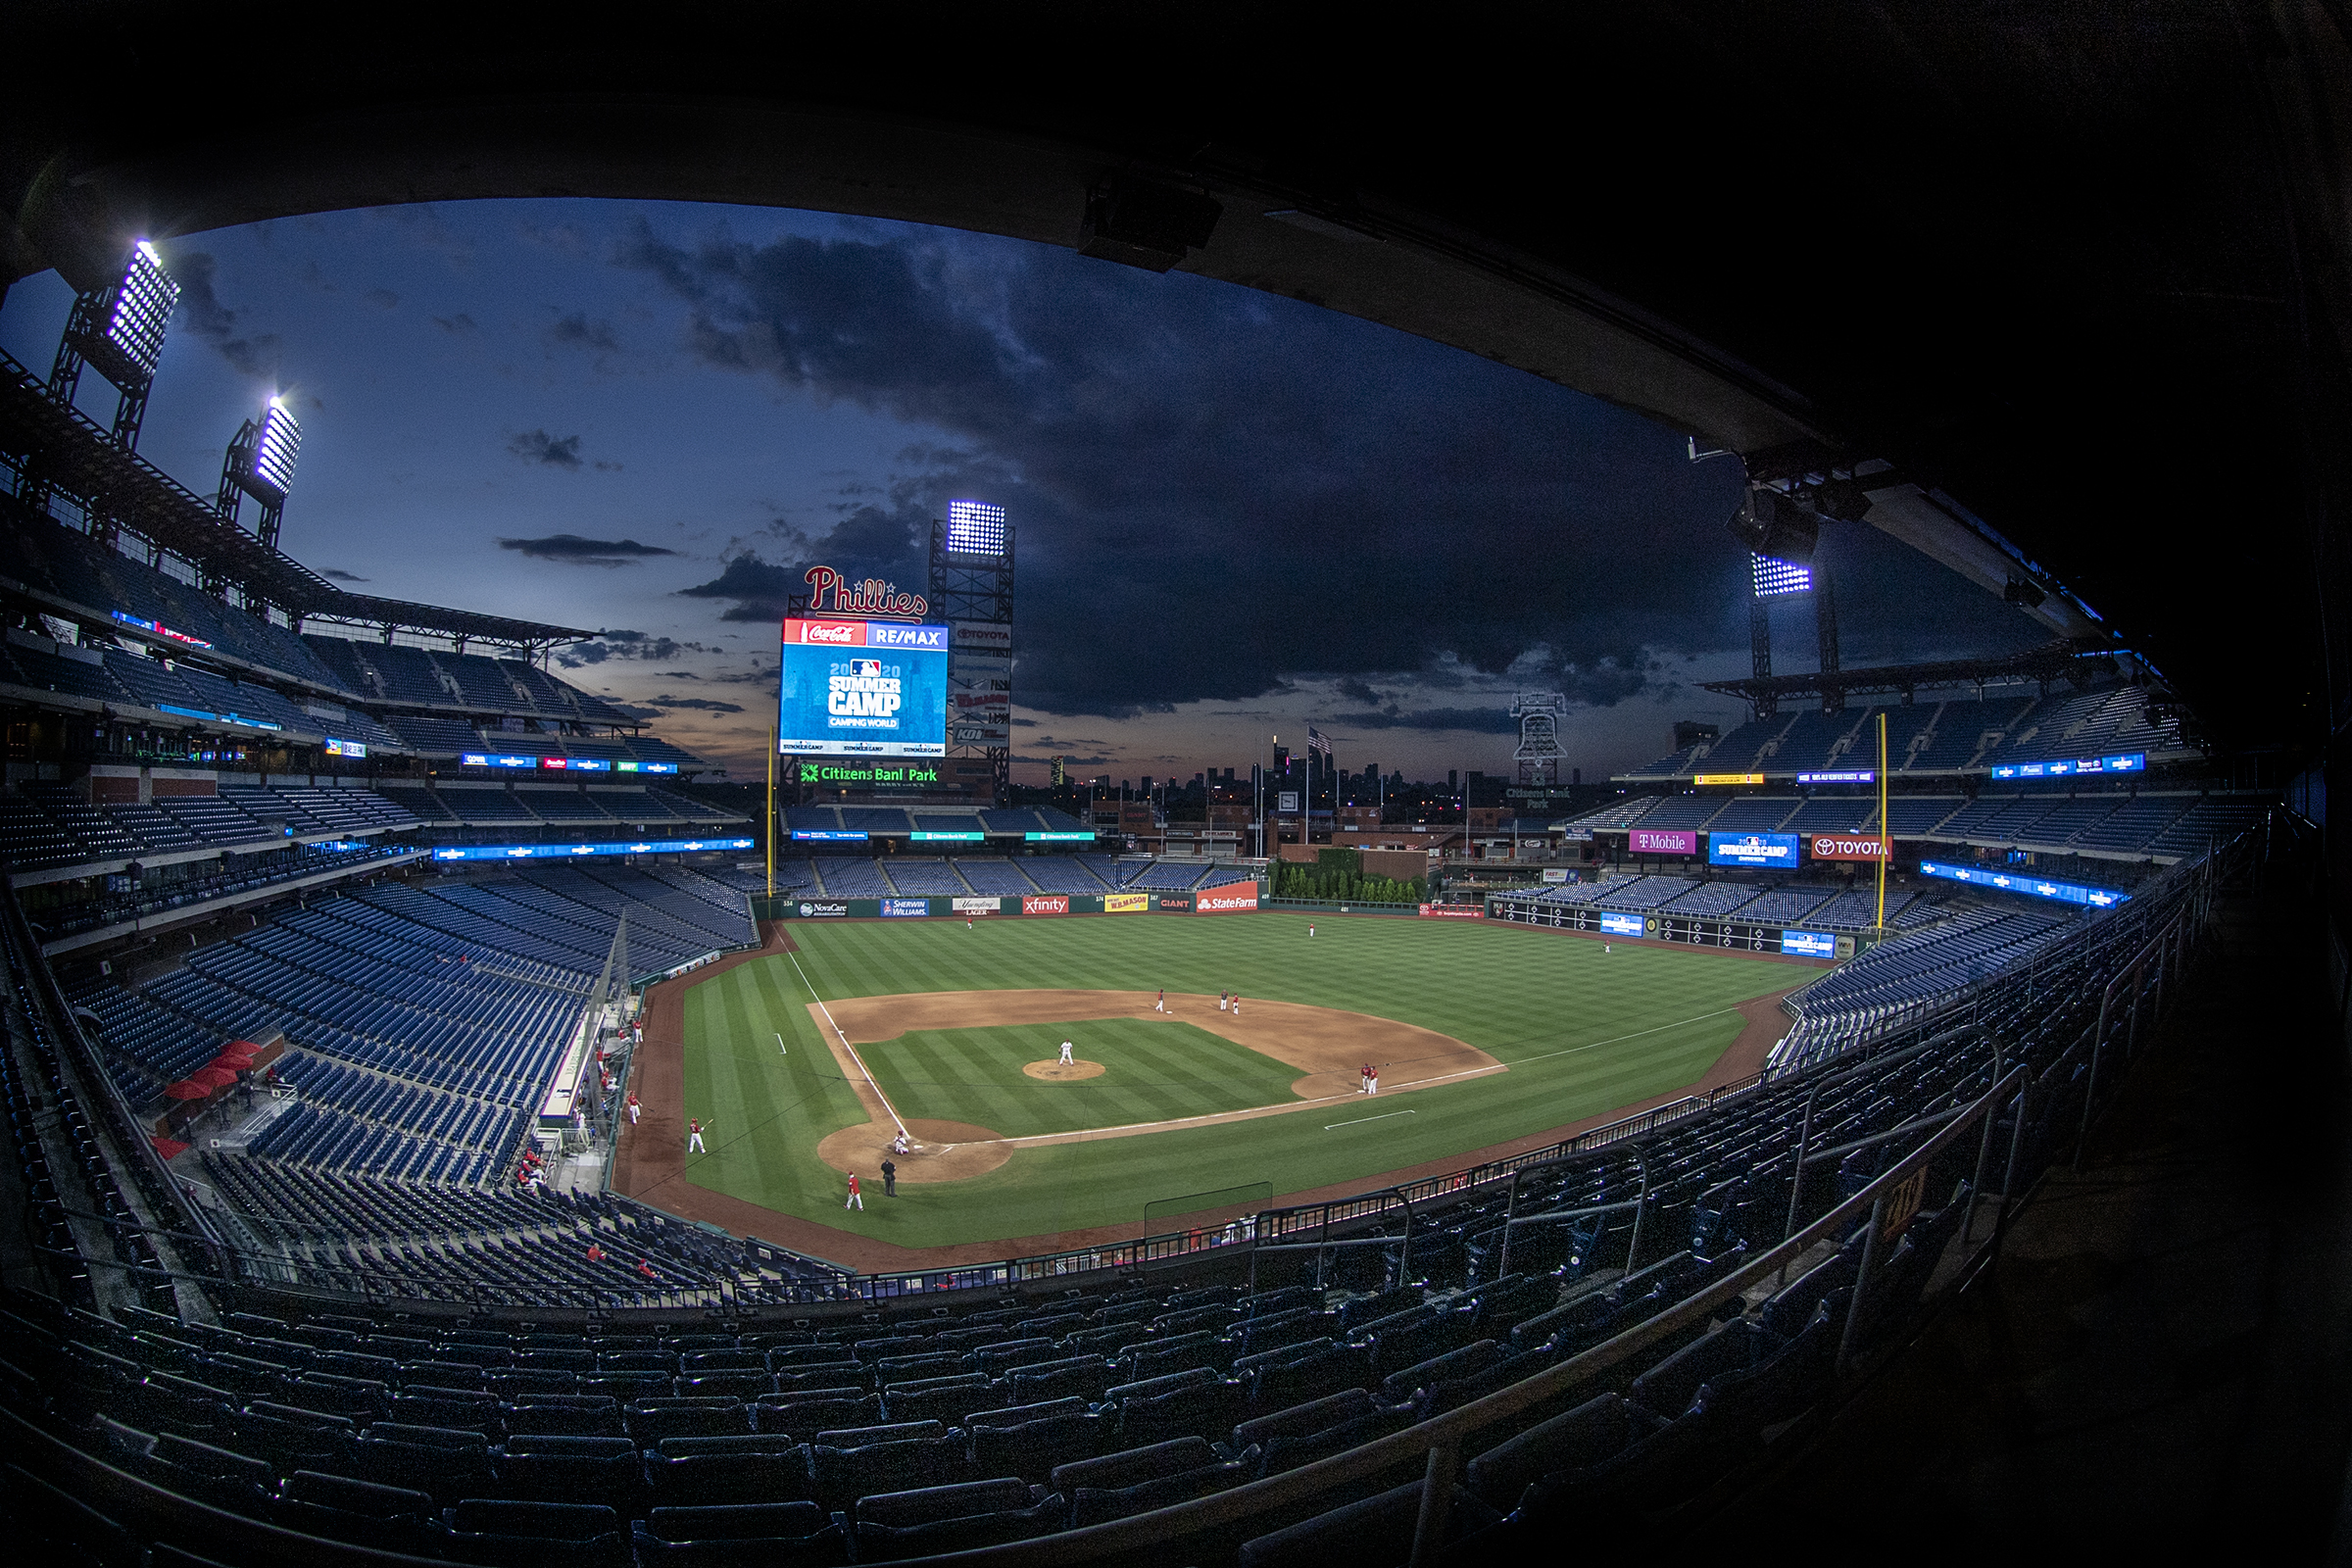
[1630,828,1697,856]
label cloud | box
[645,695,744,713]
[498,534,678,567]
[507,429,585,469]
[171,251,282,376]
[1328,707,1522,734]
[546,311,620,351]
[434,312,478,334]
[618,220,2045,729]
[321,567,370,583]
[365,288,399,310]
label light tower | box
[50,240,179,452]
[930,500,1014,803]
[1732,484,1842,718]
[217,396,304,550]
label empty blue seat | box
[645,1447,817,1508]
[632,1501,849,1568]
[268,1469,440,1554]
[442,1498,627,1568]
[852,1478,1064,1563]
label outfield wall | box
[1489,892,1860,958]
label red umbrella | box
[208,1053,254,1073]
[189,1065,239,1090]
[164,1081,210,1101]
[226,1040,262,1054]
[149,1136,189,1159]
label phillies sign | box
[803,564,929,619]
[1809,834,1891,862]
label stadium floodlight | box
[218,395,305,550]
[50,239,182,451]
[99,241,180,385]
[1752,553,1813,597]
[944,499,1008,556]
[245,397,303,500]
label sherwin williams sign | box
[1809,834,1891,862]
[1104,892,1150,913]
[1022,895,1070,915]
[1196,883,1259,914]
[880,899,930,917]
[1630,828,1697,856]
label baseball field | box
[625,911,1805,1263]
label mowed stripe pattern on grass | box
[674,914,1795,1250]
[864,1018,1305,1139]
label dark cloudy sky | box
[0,200,2047,782]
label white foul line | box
[1326,1109,1416,1130]
[786,949,908,1141]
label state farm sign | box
[1195,883,1260,914]
[1809,834,1892,862]
[1022,895,1070,915]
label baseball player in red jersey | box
[845,1171,864,1210]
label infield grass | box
[866,1019,1304,1139]
[676,911,1798,1253]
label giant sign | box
[778,617,950,758]
[1196,882,1260,914]
[1808,834,1891,862]
[1708,831,1801,868]
[1630,827,1697,856]
[801,564,927,619]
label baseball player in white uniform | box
[1058,1041,1074,1065]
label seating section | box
[0,796,2257,1564]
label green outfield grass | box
[865,1018,1305,1139]
[675,911,1798,1254]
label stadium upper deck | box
[1619,682,2190,783]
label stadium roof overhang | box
[5,4,2343,750]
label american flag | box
[1306,725,1331,756]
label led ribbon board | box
[1988,751,2146,781]
[1598,911,1646,936]
[778,618,951,758]
[791,829,871,842]
[1918,859,2130,908]
[432,838,754,861]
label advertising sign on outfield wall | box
[1418,904,1485,919]
[951,897,1003,914]
[1156,895,1193,911]
[1196,883,1260,913]
[1104,892,1150,913]
[1781,929,1838,957]
[1022,895,1071,915]
[797,901,854,917]
[880,899,930,917]
[1630,828,1698,856]
[1808,834,1891,862]
[1599,910,1646,937]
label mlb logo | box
[851,659,882,677]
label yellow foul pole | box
[1874,710,1888,930]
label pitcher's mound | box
[816,1118,1009,1182]
[1023,1059,1105,1081]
